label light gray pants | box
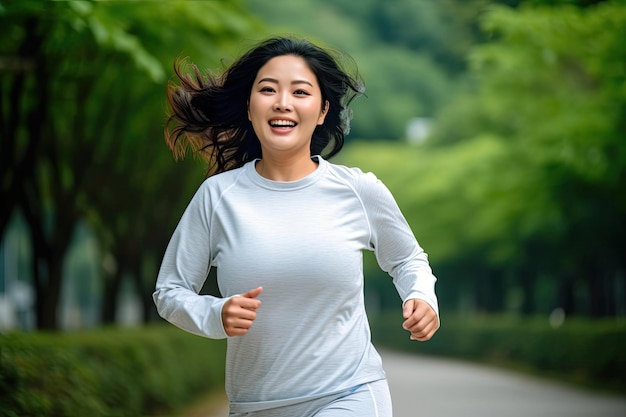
[229,379,393,417]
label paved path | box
[383,350,626,417]
[181,350,626,416]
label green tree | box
[0,0,259,329]
[430,2,626,316]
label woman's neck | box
[255,153,318,181]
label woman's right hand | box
[221,287,263,336]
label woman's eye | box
[294,89,310,96]
[260,86,275,93]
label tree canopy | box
[1,0,260,329]
[341,1,626,317]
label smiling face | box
[248,55,329,161]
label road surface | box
[181,350,626,416]
[383,350,626,417]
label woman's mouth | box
[269,119,297,129]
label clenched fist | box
[402,299,439,341]
[222,287,263,337]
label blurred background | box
[1,0,625,414]
[3,0,624,330]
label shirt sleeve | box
[358,172,439,316]
[152,183,228,339]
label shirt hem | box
[227,374,386,413]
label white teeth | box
[270,120,296,127]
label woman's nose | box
[274,94,292,111]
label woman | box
[153,36,439,417]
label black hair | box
[165,36,364,177]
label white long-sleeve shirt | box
[153,156,438,413]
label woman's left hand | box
[402,299,439,341]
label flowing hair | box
[165,37,364,177]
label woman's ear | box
[317,100,330,125]
[247,100,251,121]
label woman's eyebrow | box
[257,77,313,87]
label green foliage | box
[427,1,626,316]
[349,46,450,139]
[340,122,623,317]
[0,326,226,416]
[244,0,464,140]
[337,139,553,267]
[0,0,261,328]
[434,1,626,186]
[371,313,626,393]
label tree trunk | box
[39,245,65,330]
[129,254,154,324]
[520,268,535,316]
[584,261,609,318]
[558,275,577,316]
[0,18,41,237]
[101,266,123,325]
[485,269,505,313]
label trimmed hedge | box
[371,313,626,393]
[0,325,226,417]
